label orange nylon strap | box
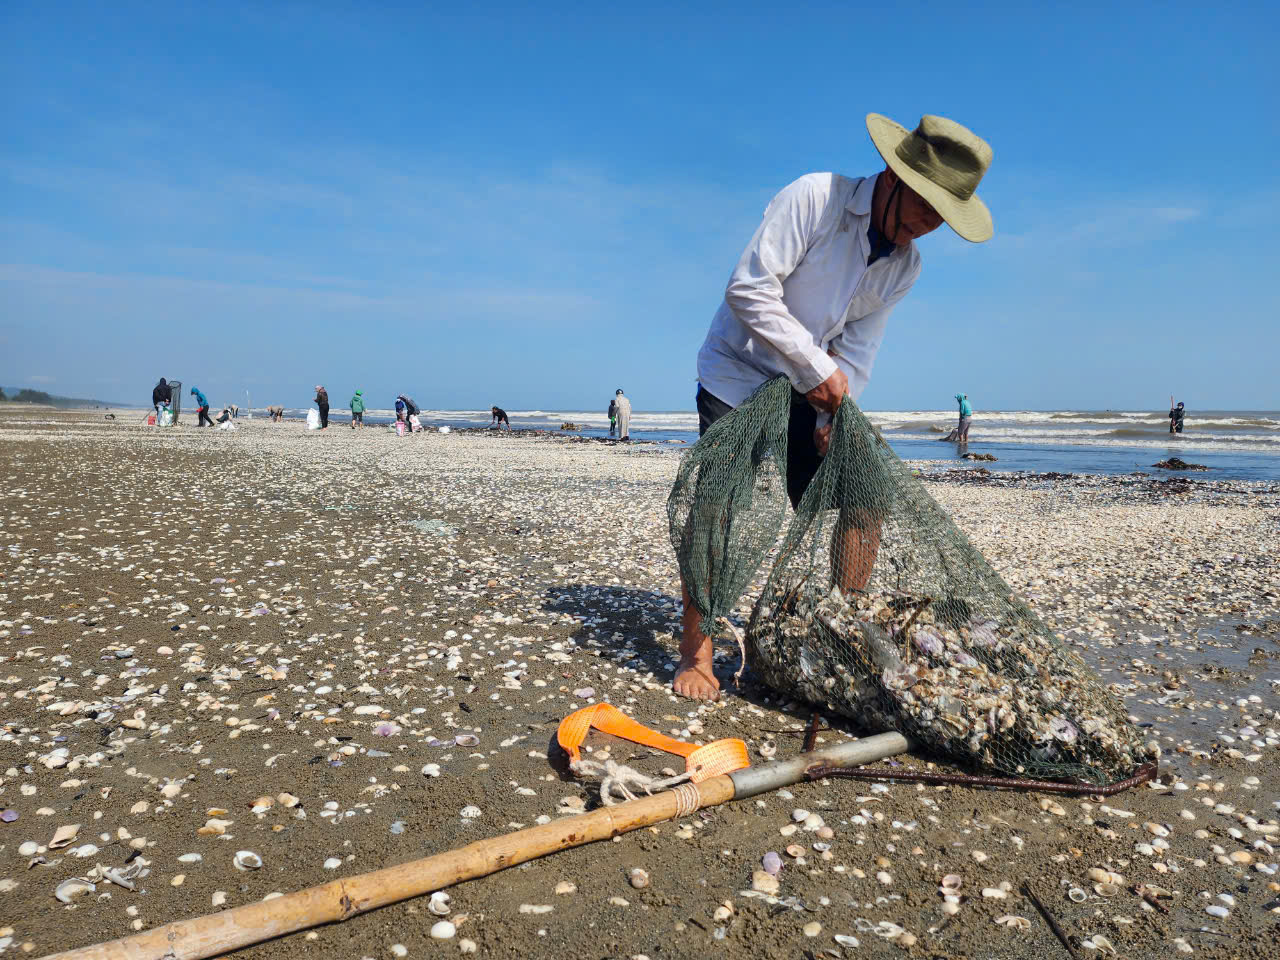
[557,703,750,782]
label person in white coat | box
[613,389,632,441]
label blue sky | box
[2,1,1277,412]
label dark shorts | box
[696,385,821,510]
[352,411,363,423]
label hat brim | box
[866,114,993,243]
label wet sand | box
[1,411,1277,959]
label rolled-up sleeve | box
[723,177,838,393]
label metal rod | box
[728,731,912,798]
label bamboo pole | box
[44,732,911,960]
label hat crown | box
[895,115,992,202]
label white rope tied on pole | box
[670,781,700,819]
[569,758,695,806]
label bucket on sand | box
[395,421,408,437]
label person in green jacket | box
[350,390,366,430]
[954,393,972,441]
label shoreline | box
[1,410,1277,959]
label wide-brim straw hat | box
[866,113,993,242]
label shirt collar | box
[846,174,877,216]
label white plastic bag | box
[306,409,321,430]
[408,414,422,432]
[217,420,236,431]
[158,407,173,427]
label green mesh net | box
[669,377,1154,786]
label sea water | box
[267,407,1280,483]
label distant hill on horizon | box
[0,386,138,409]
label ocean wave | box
[1049,411,1138,420]
[886,419,950,433]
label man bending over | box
[675,113,994,701]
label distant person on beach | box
[490,406,510,430]
[350,390,365,429]
[151,377,171,413]
[607,395,618,437]
[267,405,284,422]
[954,393,972,441]
[613,389,632,440]
[397,394,420,417]
[675,112,993,701]
[1169,397,1185,434]
[314,386,329,429]
[215,405,233,425]
[191,386,212,427]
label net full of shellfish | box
[669,377,1155,786]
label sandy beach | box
[1,410,1277,959]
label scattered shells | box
[982,887,1008,899]
[1084,934,1116,955]
[750,870,780,895]
[49,824,80,848]
[233,850,263,871]
[429,921,456,940]
[428,892,451,915]
[55,878,96,903]
[459,806,481,819]
[762,852,783,875]
[629,868,650,889]
[995,915,1031,929]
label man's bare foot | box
[675,587,720,699]
[673,654,720,701]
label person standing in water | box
[1169,396,1185,434]
[954,393,972,441]
[613,389,632,440]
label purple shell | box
[762,851,783,875]
[967,620,1000,646]
[0,809,18,823]
[913,629,944,657]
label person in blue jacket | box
[191,386,213,427]
[954,393,972,441]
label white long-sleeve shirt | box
[697,173,921,410]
